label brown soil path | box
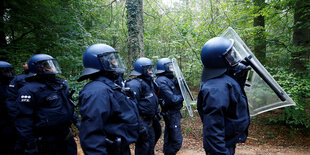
[76,110,310,155]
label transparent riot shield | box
[172,58,194,117]
[221,27,296,116]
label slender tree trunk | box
[126,0,144,68]
[0,0,7,61]
[253,0,266,64]
[292,0,310,77]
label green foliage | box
[1,0,309,129]
[269,67,310,128]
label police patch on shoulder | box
[47,95,59,101]
[20,95,31,103]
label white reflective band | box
[21,95,31,99]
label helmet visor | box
[99,52,126,74]
[39,59,62,74]
[143,65,155,77]
[224,47,241,67]
[165,62,174,72]
[0,67,15,78]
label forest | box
[0,0,309,131]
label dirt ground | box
[152,109,310,155]
[153,137,310,155]
[76,109,310,155]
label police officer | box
[78,44,140,155]
[197,37,251,155]
[14,54,77,155]
[6,61,30,154]
[125,57,160,155]
[155,58,183,155]
[6,61,30,119]
[0,61,16,155]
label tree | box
[0,0,7,61]
[292,0,310,77]
[126,0,144,67]
[253,0,266,64]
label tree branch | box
[91,0,117,11]
[143,11,157,19]
[10,28,35,44]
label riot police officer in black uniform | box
[155,58,183,155]
[125,57,160,155]
[197,37,250,155]
[14,54,77,155]
[6,61,30,119]
[0,61,16,155]
[78,44,140,155]
[6,61,30,154]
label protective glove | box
[232,63,251,75]
[229,62,251,88]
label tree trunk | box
[126,0,144,68]
[253,0,266,64]
[0,0,7,61]
[292,0,310,77]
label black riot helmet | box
[130,57,154,77]
[200,37,241,80]
[155,58,173,75]
[78,43,126,81]
[0,61,15,83]
[28,54,62,75]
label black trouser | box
[37,135,77,155]
[135,119,155,155]
[153,118,162,146]
[106,142,130,155]
[0,124,16,155]
[163,111,183,155]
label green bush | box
[269,67,310,128]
